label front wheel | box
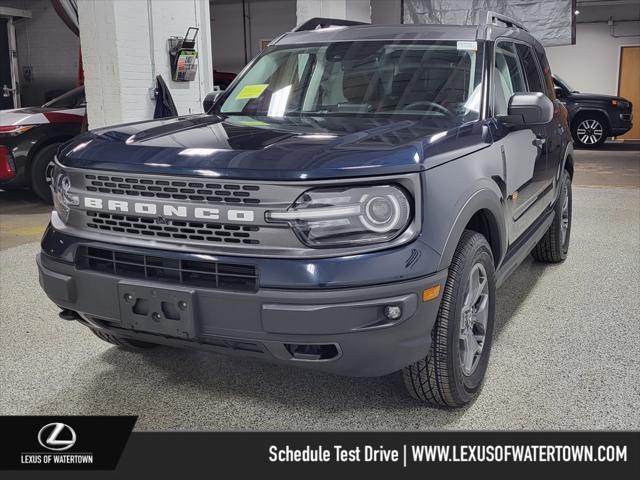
[403,230,496,407]
[30,143,60,203]
[572,116,608,148]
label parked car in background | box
[0,86,86,202]
[553,75,633,148]
[213,70,237,90]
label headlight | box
[52,169,79,223]
[266,185,412,247]
[612,99,630,109]
[0,125,35,135]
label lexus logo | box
[37,423,77,451]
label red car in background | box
[0,86,85,202]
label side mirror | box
[499,92,554,126]
[554,86,564,98]
[203,91,221,113]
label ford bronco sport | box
[37,13,573,407]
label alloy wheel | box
[45,160,55,186]
[459,263,489,376]
[576,119,603,145]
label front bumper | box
[0,135,28,187]
[611,112,633,136]
[37,248,447,377]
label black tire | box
[532,170,572,263]
[571,113,608,148]
[403,230,496,407]
[90,329,158,350]
[30,143,60,203]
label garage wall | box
[371,0,401,24]
[1,0,79,106]
[79,0,213,128]
[211,0,296,74]
[546,22,640,96]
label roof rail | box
[484,11,529,32]
[292,17,369,32]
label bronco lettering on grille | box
[82,197,256,222]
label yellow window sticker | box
[236,84,268,100]
[239,120,269,127]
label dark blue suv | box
[38,14,573,407]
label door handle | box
[533,137,546,148]
[2,85,15,98]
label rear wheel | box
[403,230,495,407]
[90,329,158,350]
[30,143,60,203]
[572,115,608,148]
[532,169,572,263]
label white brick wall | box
[78,0,213,129]
[296,0,371,24]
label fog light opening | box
[383,305,402,321]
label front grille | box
[84,174,261,204]
[86,211,260,245]
[77,247,259,292]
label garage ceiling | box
[402,0,574,46]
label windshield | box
[554,75,576,93]
[43,86,85,108]
[218,41,484,124]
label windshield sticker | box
[236,84,269,100]
[457,41,477,51]
[239,120,269,127]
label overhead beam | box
[0,7,32,18]
[577,0,640,7]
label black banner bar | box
[0,419,638,477]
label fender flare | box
[561,142,574,175]
[554,142,574,203]
[437,188,506,271]
[571,107,611,131]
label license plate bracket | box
[117,282,196,339]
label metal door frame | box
[0,7,32,109]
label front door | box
[493,40,550,243]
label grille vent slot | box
[76,246,259,292]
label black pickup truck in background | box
[553,75,633,148]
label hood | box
[59,114,488,180]
[566,92,626,103]
[0,106,85,126]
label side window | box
[515,43,545,94]
[536,48,556,100]
[494,42,527,115]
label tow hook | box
[59,309,81,321]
